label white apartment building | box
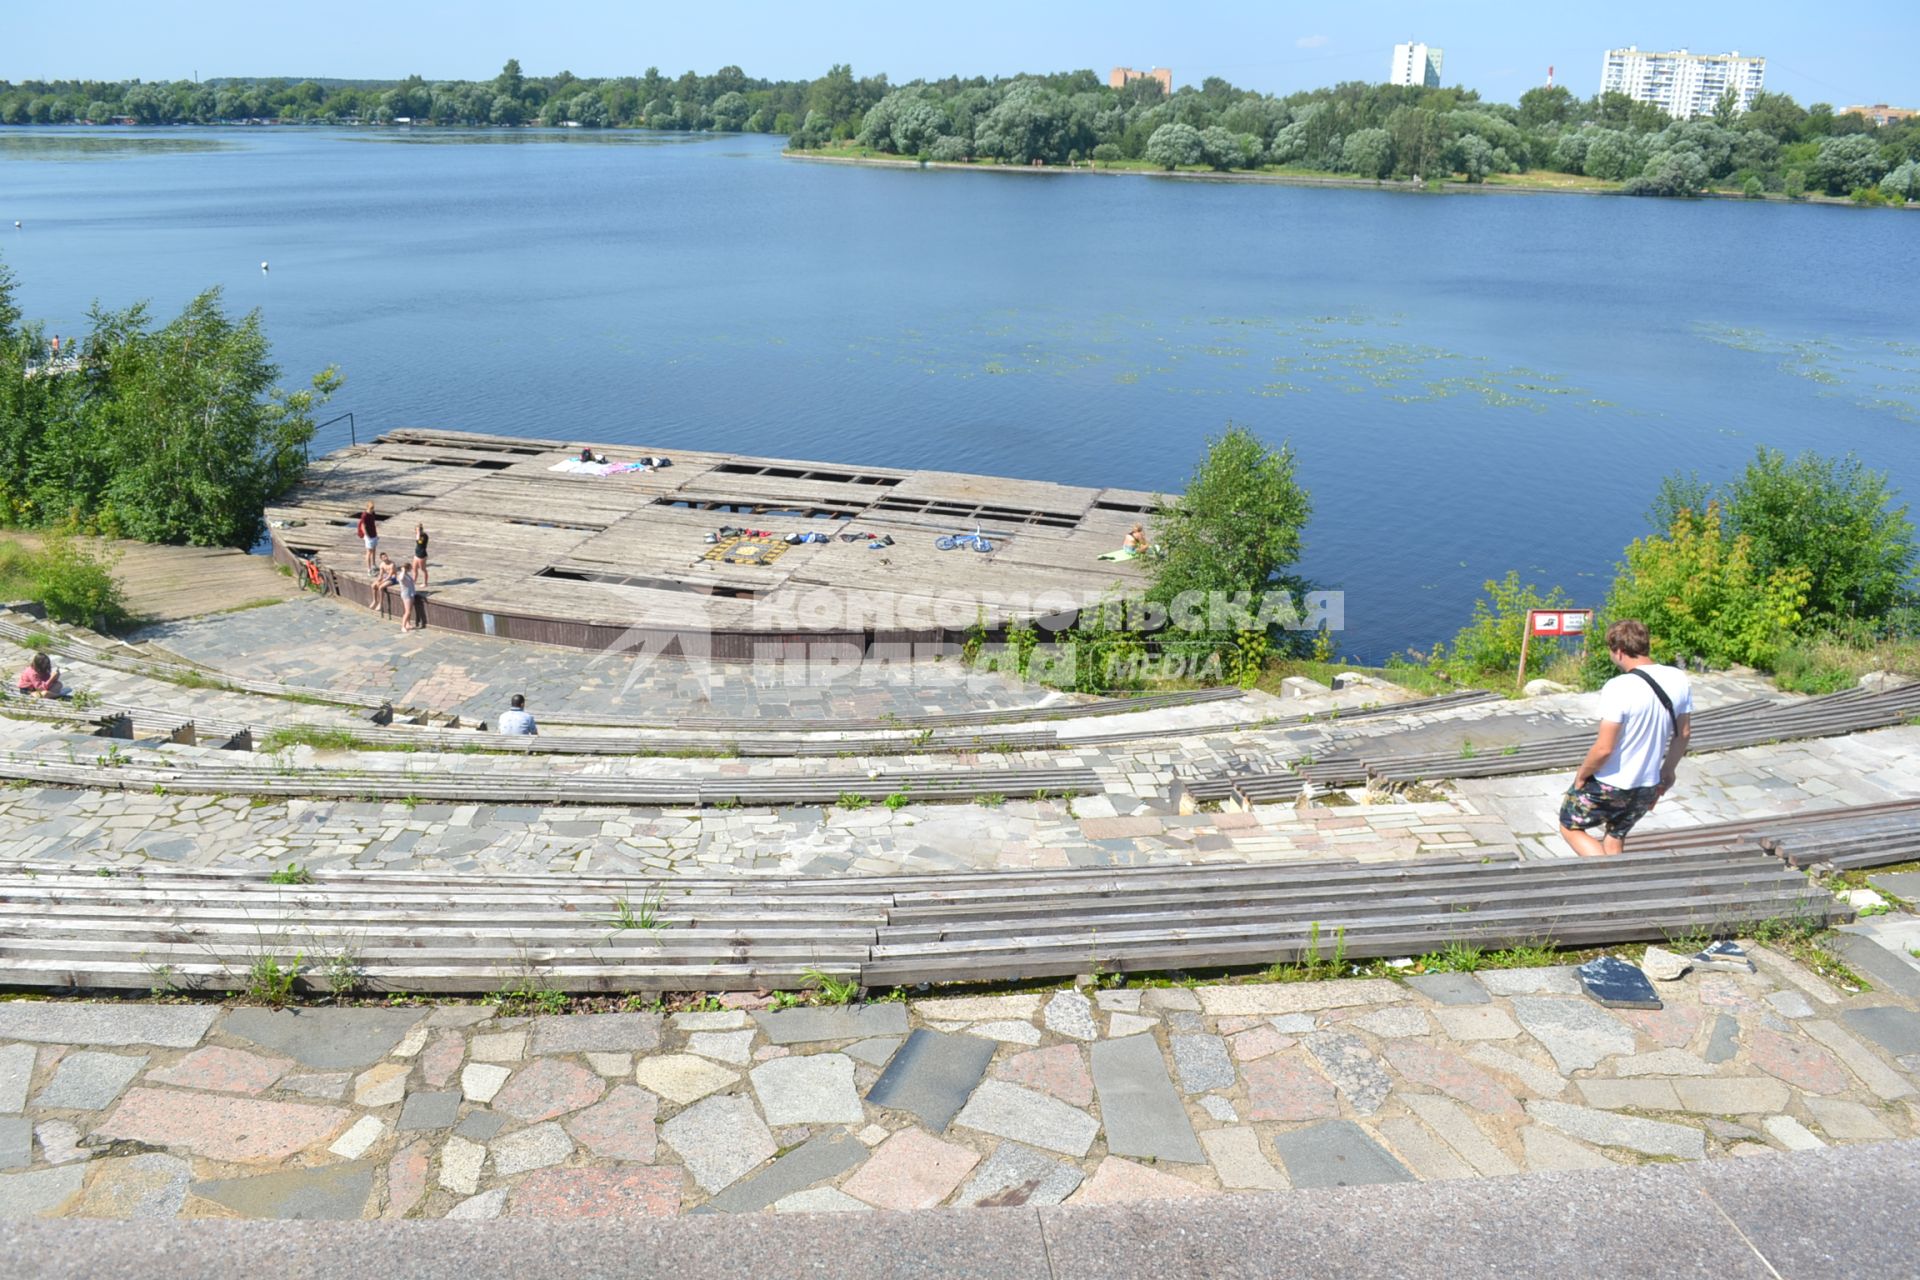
[1389,42,1444,89]
[1599,47,1766,118]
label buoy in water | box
[260,261,269,272]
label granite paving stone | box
[1270,1120,1415,1189]
[1619,1005,1705,1049]
[1139,988,1200,1012]
[991,1043,1092,1108]
[1763,1115,1826,1151]
[1704,1013,1740,1064]
[967,1020,1042,1046]
[33,1120,83,1165]
[492,1057,606,1123]
[1374,1116,1476,1181]
[71,1153,192,1219]
[671,1012,749,1032]
[633,1055,739,1106]
[144,1047,291,1095]
[1090,1036,1204,1164]
[0,1003,217,1049]
[865,1030,995,1131]
[444,1189,509,1221]
[1671,1078,1792,1115]
[1399,1095,1519,1176]
[328,1116,386,1160]
[1747,1028,1848,1094]
[1612,1049,1717,1078]
[1765,990,1815,1019]
[1348,1005,1433,1039]
[460,1063,510,1104]
[489,1121,574,1176]
[352,1063,409,1108]
[954,1080,1098,1158]
[698,1129,866,1214]
[1827,933,1920,1000]
[1195,980,1401,1017]
[220,1008,424,1068]
[1433,1006,1522,1042]
[585,1052,634,1077]
[529,1013,662,1055]
[1304,1031,1392,1115]
[1404,972,1490,1005]
[754,1005,909,1046]
[1105,1013,1156,1038]
[1241,1053,1340,1123]
[1383,1041,1522,1118]
[437,1136,485,1194]
[418,1031,466,1088]
[1840,1005,1920,1057]
[0,1116,28,1170]
[751,1054,864,1127]
[952,1142,1085,1208]
[1803,1097,1895,1141]
[1479,967,1583,997]
[1510,997,1636,1072]
[1170,1034,1234,1094]
[844,1037,902,1068]
[687,1031,755,1066]
[841,1128,980,1210]
[395,1090,462,1132]
[1069,1156,1213,1204]
[469,1032,527,1063]
[660,1094,777,1194]
[1043,992,1097,1041]
[0,1165,86,1218]
[189,1161,376,1220]
[383,1139,431,1219]
[31,1052,146,1110]
[96,1089,350,1162]
[509,1167,683,1219]
[1519,1126,1617,1172]
[1578,1079,1682,1111]
[562,1084,659,1162]
[1199,1126,1289,1190]
[1200,1095,1239,1123]
[0,1044,34,1113]
[279,1072,351,1100]
[912,995,1041,1022]
[772,1187,870,1214]
[1526,1100,1706,1159]
[1798,1019,1915,1100]
[452,1110,506,1142]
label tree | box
[1625,148,1706,196]
[1724,449,1915,622]
[709,91,748,132]
[1809,133,1885,194]
[1451,133,1493,182]
[1146,423,1313,656]
[1518,85,1573,130]
[1144,122,1203,169]
[1712,87,1741,128]
[494,59,524,102]
[1340,128,1394,179]
[1606,505,1808,668]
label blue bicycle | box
[936,527,994,553]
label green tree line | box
[0,256,337,548]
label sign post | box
[1518,609,1594,691]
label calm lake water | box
[3,127,1916,660]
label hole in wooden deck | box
[872,498,1077,529]
[536,567,767,600]
[506,517,608,532]
[1094,499,1157,515]
[377,435,548,457]
[711,462,901,487]
[652,497,857,520]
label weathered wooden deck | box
[267,430,1158,657]
[1,533,300,624]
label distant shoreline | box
[783,149,1884,207]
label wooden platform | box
[267,430,1158,658]
[1,534,299,624]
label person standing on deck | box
[411,523,430,589]
[356,501,381,576]
[1559,619,1692,857]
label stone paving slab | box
[865,1030,995,1132]
[0,1005,217,1049]
[220,1009,426,1069]
[1090,1036,1204,1165]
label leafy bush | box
[0,534,130,629]
[1723,448,1914,623]
[1442,571,1573,679]
[1604,505,1809,668]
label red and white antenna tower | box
[1547,65,1555,88]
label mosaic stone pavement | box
[2,946,1918,1222]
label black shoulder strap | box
[1629,667,1678,730]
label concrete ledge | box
[5,1140,1914,1279]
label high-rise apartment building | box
[1389,43,1444,89]
[1109,67,1173,94]
[1599,47,1766,119]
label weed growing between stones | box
[1752,913,1868,991]
[245,952,303,1007]
[974,792,1007,807]
[606,888,670,932]
[835,792,871,811]
[267,863,313,885]
[804,968,862,1005]
[884,789,912,811]
[262,725,365,752]
[1264,921,1349,983]
[488,975,568,1017]
[1418,940,1486,972]
[322,948,364,1000]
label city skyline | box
[4,0,1916,108]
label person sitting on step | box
[15,652,64,699]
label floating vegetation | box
[0,134,235,160]
[1696,322,1920,426]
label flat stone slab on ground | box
[32,1052,146,1111]
[94,1089,349,1164]
[1090,1036,1204,1165]
[865,1030,995,1131]
[529,1013,662,1055]
[953,1141,1084,1208]
[1826,934,1920,1000]
[0,1004,217,1049]
[1270,1120,1415,1189]
[1070,1157,1212,1205]
[1199,1126,1289,1191]
[0,1165,86,1218]
[1510,997,1636,1073]
[1195,979,1401,1017]
[1170,1034,1234,1094]
[660,1094,776,1194]
[490,1122,574,1176]
[394,1090,461,1132]
[219,1008,425,1068]
[0,1116,28,1170]
[564,1085,658,1162]
[1839,1005,1920,1057]
[751,1054,863,1126]
[840,1128,980,1211]
[1479,967,1583,996]
[633,1054,738,1106]
[71,1153,191,1219]
[509,1167,682,1219]
[0,1043,33,1113]
[189,1161,375,1220]
[1527,1100,1706,1160]
[954,1080,1098,1158]
[1404,972,1491,1006]
[1867,870,1920,899]
[1304,1031,1392,1116]
[754,1005,909,1046]
[698,1129,867,1215]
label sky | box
[5,1,1915,107]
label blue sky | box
[6,1,1914,106]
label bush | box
[1091,142,1121,164]
[1605,505,1808,668]
[0,534,130,630]
[1440,571,1574,680]
[1724,448,1914,624]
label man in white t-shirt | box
[1558,618,1693,857]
